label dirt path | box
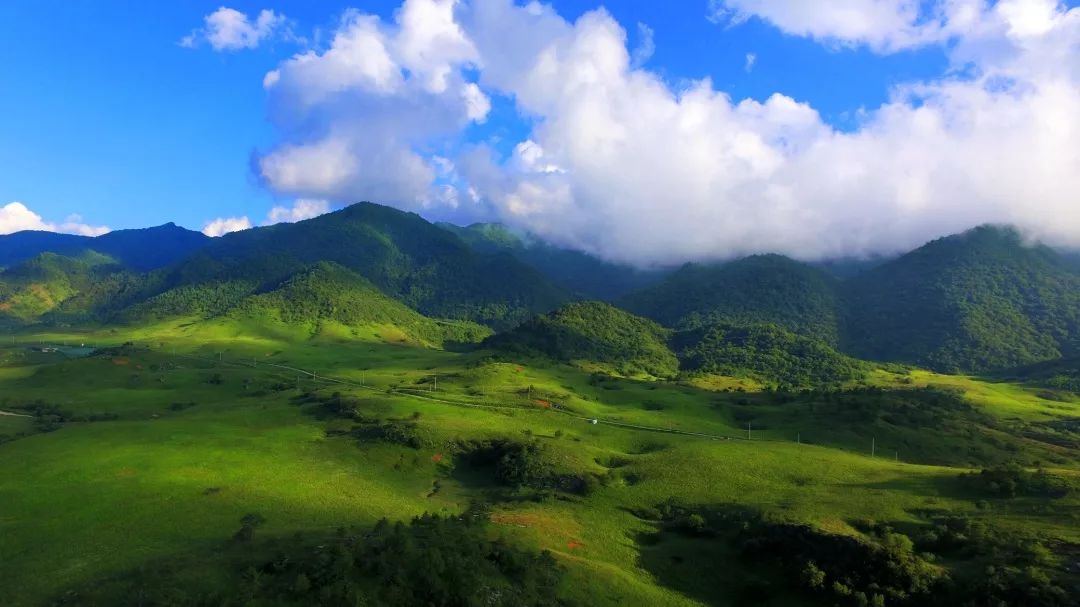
[0,410,31,418]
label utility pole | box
[433,370,437,392]
[747,422,751,441]
[797,432,801,445]
[871,437,876,458]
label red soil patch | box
[431,453,444,463]
[111,357,130,366]
[0,302,11,311]
[566,541,583,550]
[516,367,523,373]
[534,399,552,409]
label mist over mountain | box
[439,222,669,300]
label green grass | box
[1,323,1078,606]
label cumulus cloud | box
[252,0,1080,266]
[0,202,109,236]
[257,0,488,211]
[181,7,288,51]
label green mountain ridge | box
[0,222,209,271]
[621,254,844,345]
[145,204,567,329]
[844,225,1080,373]
[2,207,1079,375]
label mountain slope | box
[622,254,843,345]
[0,223,209,270]
[440,222,668,300]
[484,301,679,377]
[146,203,568,329]
[0,251,135,325]
[673,322,866,387]
[230,262,491,345]
[844,225,1080,372]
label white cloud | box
[202,216,252,237]
[201,200,332,237]
[265,199,331,224]
[745,52,757,71]
[631,22,655,68]
[250,0,1080,266]
[0,202,109,236]
[181,7,288,51]
[257,0,487,211]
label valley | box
[1,204,1079,606]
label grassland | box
[1,319,1078,605]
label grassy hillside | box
[673,322,867,388]
[485,301,679,378]
[844,225,1080,372]
[622,255,843,345]
[151,203,567,329]
[1,324,1077,606]
[442,222,668,300]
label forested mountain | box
[844,225,1080,372]
[229,262,491,345]
[621,254,844,345]
[672,322,866,387]
[4,206,1080,375]
[0,223,209,270]
[144,204,568,329]
[0,251,135,325]
[484,301,679,377]
[440,222,668,300]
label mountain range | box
[2,202,1079,376]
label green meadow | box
[2,319,1079,605]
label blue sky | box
[1,1,1078,264]
[0,0,949,231]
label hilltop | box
[622,254,844,345]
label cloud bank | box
[247,0,1080,266]
[0,202,109,236]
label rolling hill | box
[484,301,679,377]
[0,251,134,325]
[672,322,867,387]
